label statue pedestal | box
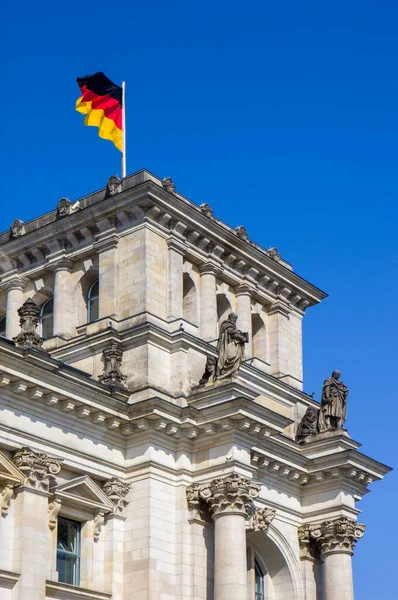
[301,428,351,444]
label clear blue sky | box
[2,1,397,596]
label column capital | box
[199,262,219,276]
[235,284,252,297]
[4,277,28,292]
[300,517,365,557]
[167,236,186,255]
[13,447,62,493]
[49,258,73,273]
[187,473,260,518]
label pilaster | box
[4,279,26,340]
[199,262,219,340]
[235,285,252,357]
[52,259,74,338]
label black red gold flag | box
[76,72,122,151]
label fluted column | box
[5,280,25,339]
[235,285,252,357]
[199,263,218,340]
[53,260,74,338]
[300,517,365,600]
[187,474,259,600]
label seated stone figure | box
[216,313,248,380]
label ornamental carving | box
[13,447,61,492]
[299,517,365,558]
[48,499,62,530]
[1,484,15,517]
[162,177,175,193]
[247,507,276,532]
[98,343,127,387]
[93,512,105,542]
[102,478,131,513]
[13,298,43,349]
[56,198,81,219]
[9,219,25,239]
[200,203,213,218]
[187,474,260,518]
[235,225,248,240]
[106,175,122,197]
[268,247,281,261]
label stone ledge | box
[0,569,19,589]
[46,580,111,600]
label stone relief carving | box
[48,499,62,530]
[235,225,248,240]
[187,474,260,518]
[198,355,217,385]
[247,507,276,532]
[268,247,281,261]
[318,370,348,432]
[216,313,248,379]
[106,175,122,196]
[102,478,131,514]
[1,484,15,517]
[199,203,213,218]
[13,298,43,349]
[162,177,175,193]
[93,512,105,542]
[13,447,61,492]
[56,197,81,219]
[9,219,25,239]
[98,343,127,387]
[298,517,365,558]
[296,407,319,443]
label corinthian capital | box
[187,474,260,518]
[13,447,61,492]
[301,517,365,557]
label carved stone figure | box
[13,298,43,349]
[98,342,127,386]
[162,177,175,193]
[106,175,122,196]
[296,407,319,443]
[13,447,61,492]
[103,478,131,513]
[48,499,62,530]
[1,484,15,517]
[247,507,276,532]
[9,219,25,239]
[268,247,281,261]
[93,512,105,542]
[235,225,248,240]
[56,198,81,219]
[200,203,213,218]
[318,370,348,431]
[216,313,248,379]
[198,355,217,385]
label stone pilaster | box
[5,279,25,340]
[187,474,260,600]
[52,259,74,338]
[199,262,218,341]
[167,238,184,319]
[235,285,252,357]
[94,226,119,319]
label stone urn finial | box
[13,298,43,349]
[98,342,127,387]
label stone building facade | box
[0,170,390,600]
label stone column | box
[187,474,260,600]
[305,517,365,600]
[235,285,252,358]
[94,224,119,319]
[53,260,74,338]
[199,263,218,341]
[5,280,25,340]
[167,239,184,319]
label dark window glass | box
[87,280,99,323]
[40,297,54,339]
[255,560,265,600]
[0,316,6,337]
[56,517,81,586]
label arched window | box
[216,294,232,334]
[183,274,198,324]
[40,298,54,339]
[87,280,99,323]
[251,313,267,362]
[255,560,265,600]
[0,316,6,337]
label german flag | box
[76,72,123,151]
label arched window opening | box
[255,560,265,600]
[216,294,232,334]
[0,316,6,337]
[183,274,197,324]
[251,313,267,362]
[40,298,54,339]
[87,280,99,323]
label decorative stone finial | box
[187,474,260,518]
[162,177,175,193]
[13,298,43,349]
[268,247,281,261]
[13,447,61,492]
[301,517,365,557]
[247,507,276,532]
[318,370,348,432]
[296,407,319,443]
[103,478,131,514]
[98,342,127,387]
[56,197,81,219]
[9,219,25,239]
[200,203,213,218]
[235,225,248,240]
[106,175,122,197]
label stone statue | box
[106,175,122,197]
[10,219,25,239]
[268,247,281,262]
[56,198,81,219]
[318,370,348,431]
[200,203,213,218]
[235,225,248,240]
[296,407,319,443]
[198,355,217,385]
[216,313,248,379]
[162,177,175,193]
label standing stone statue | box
[318,370,348,431]
[216,313,248,379]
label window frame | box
[254,559,265,600]
[87,279,99,323]
[40,297,54,339]
[0,316,6,337]
[56,516,81,587]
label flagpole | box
[121,81,126,178]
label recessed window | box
[0,316,6,337]
[255,560,265,600]
[87,280,99,323]
[57,517,81,586]
[40,298,54,339]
